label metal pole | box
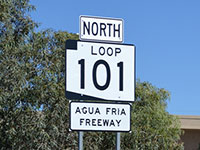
[78,131,83,150]
[78,99,84,150]
[116,132,120,150]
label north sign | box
[80,16,123,43]
[65,40,135,102]
[69,101,131,132]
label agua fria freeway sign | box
[69,101,131,132]
[65,40,135,102]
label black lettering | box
[78,59,85,89]
[80,118,84,125]
[75,107,81,114]
[114,24,120,37]
[83,21,90,35]
[92,22,98,36]
[107,23,112,37]
[100,23,106,36]
[91,46,97,55]
[99,47,105,55]
[112,108,116,115]
[92,119,96,126]
[95,108,101,114]
[97,119,102,126]
[117,62,123,91]
[106,108,110,115]
[115,48,121,56]
[82,107,87,114]
[116,120,121,127]
[103,119,109,126]
[107,47,113,56]
[92,60,111,90]
[86,119,90,126]
[88,107,94,114]
[121,108,126,115]
[110,120,115,126]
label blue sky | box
[31,0,200,115]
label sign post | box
[116,132,121,150]
[78,131,83,150]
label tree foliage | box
[0,0,78,149]
[0,0,183,149]
[121,81,183,149]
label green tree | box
[121,81,183,149]
[0,0,183,149]
[0,0,78,149]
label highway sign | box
[69,101,131,132]
[80,16,123,43]
[65,40,135,102]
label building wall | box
[181,129,200,150]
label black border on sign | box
[79,15,124,44]
[65,40,136,102]
[69,101,131,132]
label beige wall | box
[181,129,200,150]
[178,115,200,150]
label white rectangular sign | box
[80,16,123,43]
[70,101,131,132]
[65,40,135,102]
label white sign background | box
[70,101,131,132]
[66,40,135,102]
[80,16,123,43]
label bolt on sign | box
[80,16,123,43]
[70,101,131,132]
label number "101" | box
[78,59,123,91]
